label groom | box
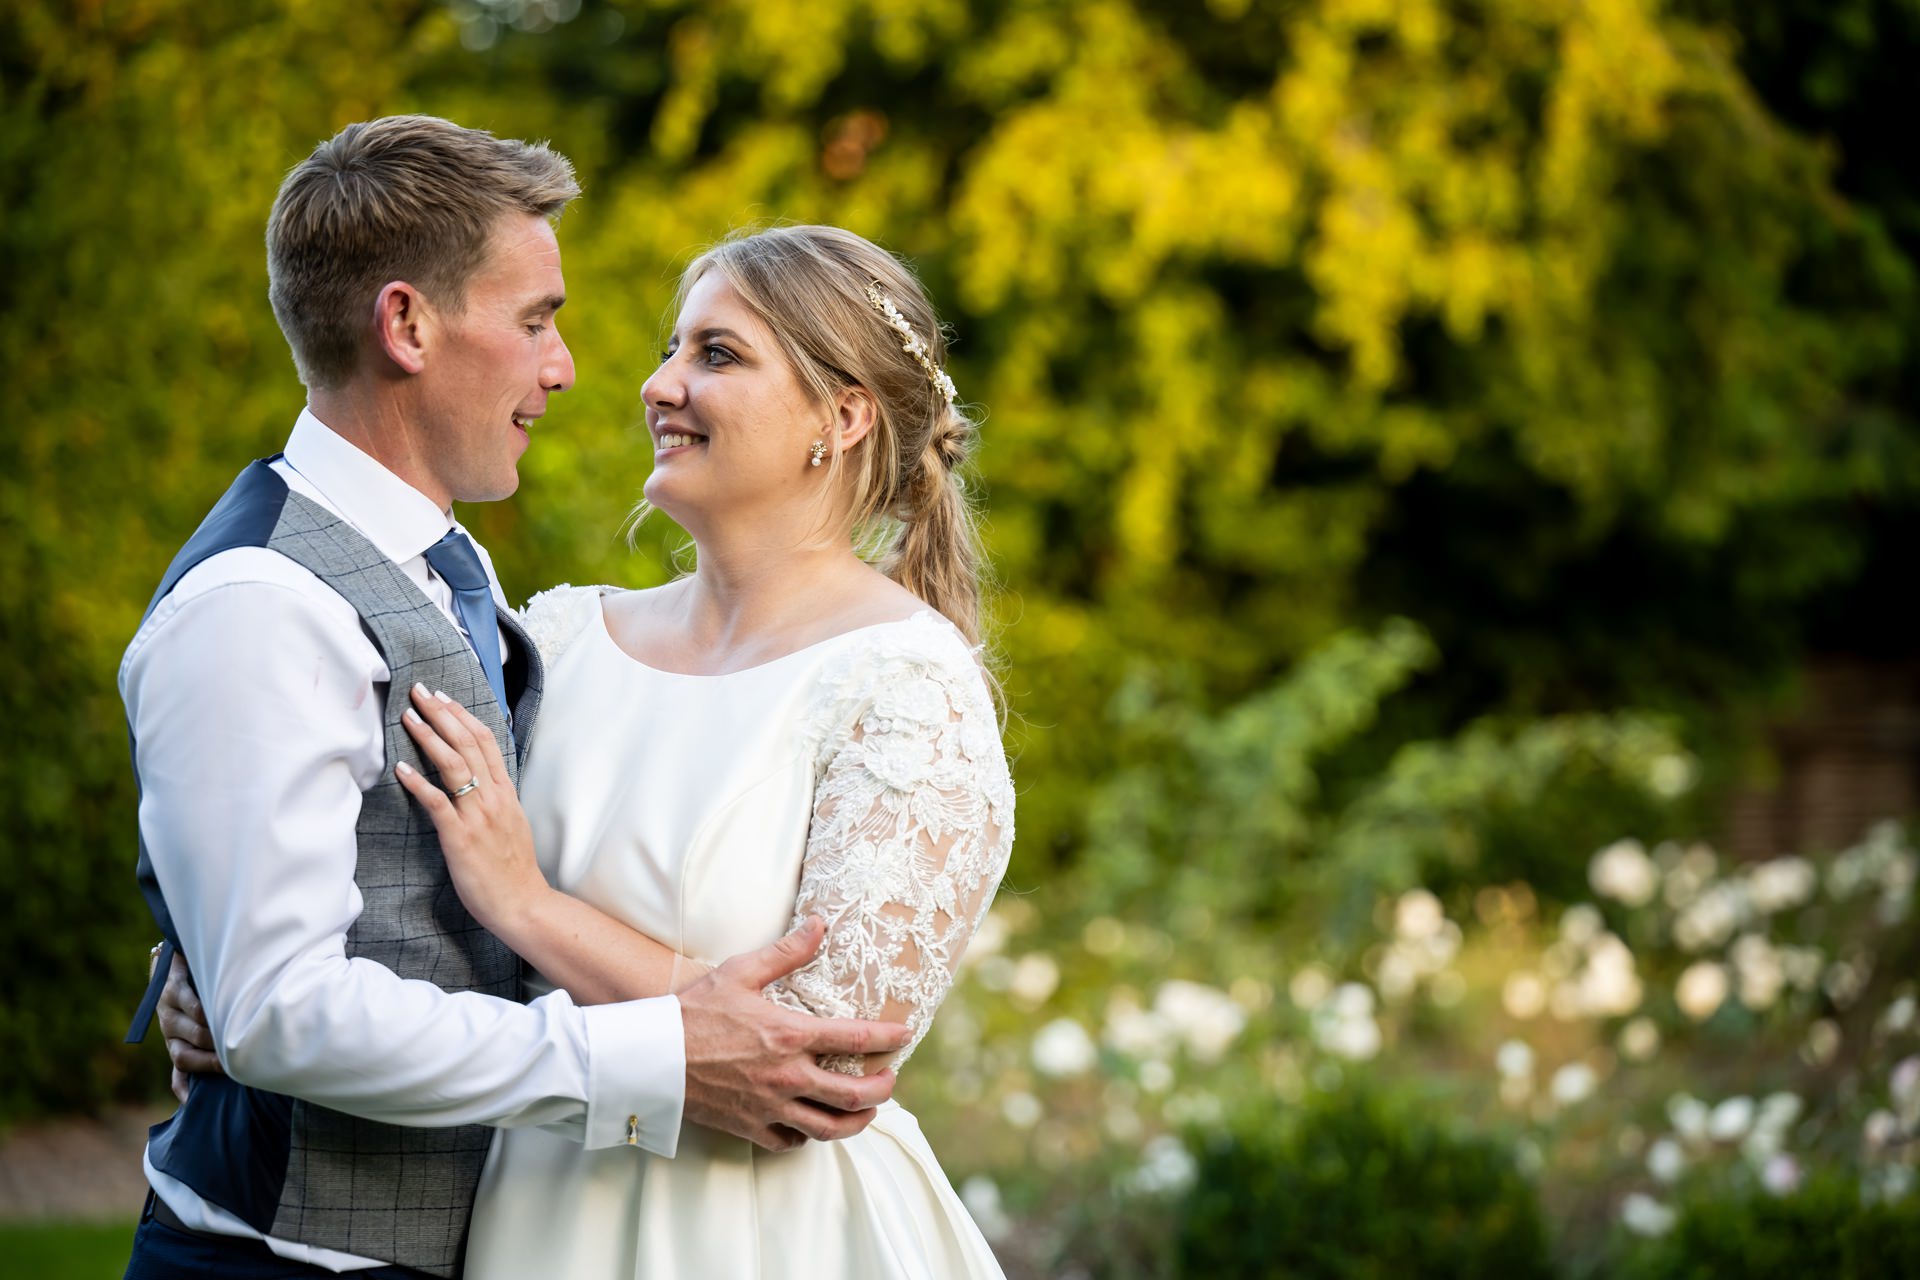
[121,116,907,1279]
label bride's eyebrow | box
[691,326,752,350]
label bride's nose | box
[641,356,686,409]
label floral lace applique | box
[765,615,1016,1075]
[518,584,609,667]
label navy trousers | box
[124,1192,438,1280]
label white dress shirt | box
[123,410,684,1270]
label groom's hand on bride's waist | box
[677,916,911,1152]
[156,950,224,1103]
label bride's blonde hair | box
[669,225,990,648]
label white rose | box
[1032,1017,1099,1078]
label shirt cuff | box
[580,995,685,1155]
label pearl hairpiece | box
[864,282,958,404]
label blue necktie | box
[423,529,510,727]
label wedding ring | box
[449,778,481,799]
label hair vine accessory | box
[809,440,826,467]
[864,282,958,404]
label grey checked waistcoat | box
[129,459,544,1277]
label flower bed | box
[914,822,1919,1276]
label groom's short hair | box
[267,115,581,389]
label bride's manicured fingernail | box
[404,708,423,725]
[396,761,415,776]
[412,682,429,698]
[434,689,452,703]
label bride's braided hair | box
[681,226,989,649]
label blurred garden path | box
[0,1106,160,1222]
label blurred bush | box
[1175,1091,1555,1280]
[1611,1174,1920,1279]
[1085,617,1692,937]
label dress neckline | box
[591,590,939,679]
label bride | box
[383,224,1013,1276]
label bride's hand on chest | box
[393,682,550,935]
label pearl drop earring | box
[809,440,826,467]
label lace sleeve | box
[765,621,1015,1075]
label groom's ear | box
[372,281,431,375]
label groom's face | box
[417,212,574,504]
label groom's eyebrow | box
[523,295,566,317]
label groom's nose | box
[542,327,575,393]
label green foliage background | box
[2,0,1915,1145]
[1176,1092,1557,1278]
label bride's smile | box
[652,428,705,452]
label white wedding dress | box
[464,586,1013,1279]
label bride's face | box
[640,272,830,532]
